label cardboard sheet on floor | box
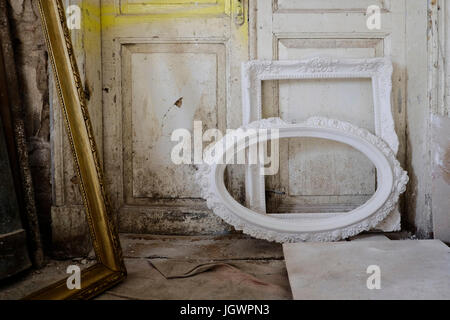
[98,258,292,300]
[283,240,450,300]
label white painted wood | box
[401,0,449,238]
[198,117,408,242]
[434,0,450,117]
[252,1,407,231]
[47,0,440,240]
[101,0,249,233]
[405,0,433,237]
[430,1,450,243]
[122,43,226,199]
[275,0,390,12]
[445,0,450,116]
[120,0,221,15]
[431,114,450,244]
[242,58,399,228]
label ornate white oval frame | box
[241,57,400,219]
[198,118,408,243]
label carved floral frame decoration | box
[198,117,408,243]
[241,58,401,226]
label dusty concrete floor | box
[0,234,291,300]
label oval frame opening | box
[198,117,408,242]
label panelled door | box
[253,0,406,230]
[101,0,249,234]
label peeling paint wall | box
[404,0,433,238]
[430,0,450,243]
[431,114,450,243]
[6,0,51,247]
[404,0,450,238]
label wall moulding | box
[117,0,227,16]
[272,0,391,14]
[198,117,408,243]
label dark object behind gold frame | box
[0,0,44,270]
[25,0,127,299]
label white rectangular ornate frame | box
[241,57,401,229]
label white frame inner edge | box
[198,117,408,242]
[241,57,399,217]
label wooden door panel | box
[122,43,226,202]
[119,0,227,15]
[275,0,390,12]
[102,0,247,233]
[255,0,406,230]
[264,39,381,212]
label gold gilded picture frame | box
[24,0,127,299]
